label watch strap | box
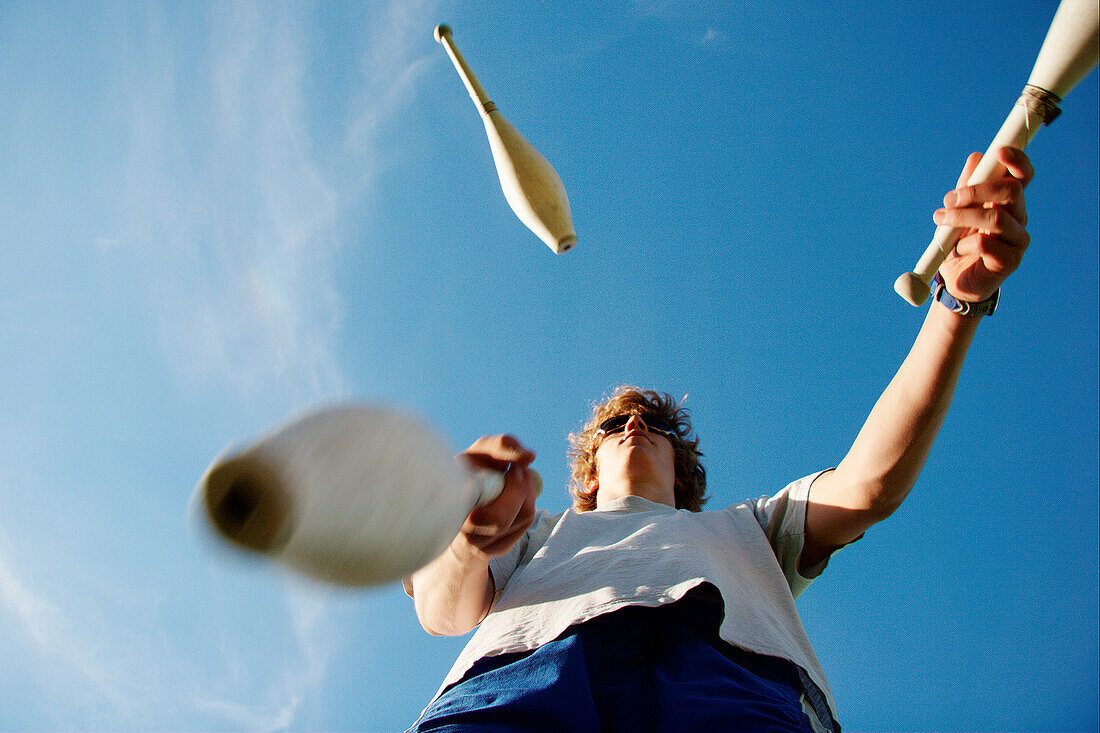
[932,273,999,317]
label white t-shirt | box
[430,471,842,722]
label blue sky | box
[1,1,1096,730]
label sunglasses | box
[595,413,678,441]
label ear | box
[584,478,599,496]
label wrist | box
[931,273,999,317]
[449,532,493,567]
[926,291,984,346]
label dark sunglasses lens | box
[597,414,676,437]
[597,415,631,434]
[646,418,675,436]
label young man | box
[404,147,1034,731]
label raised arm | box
[404,435,539,636]
[801,147,1034,570]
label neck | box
[595,480,676,510]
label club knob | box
[894,272,931,306]
[202,457,293,554]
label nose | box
[624,415,648,433]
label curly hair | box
[567,386,707,512]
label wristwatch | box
[931,273,999,317]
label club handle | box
[435,24,494,115]
[471,468,543,506]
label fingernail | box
[933,209,946,224]
[943,191,958,207]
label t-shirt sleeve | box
[749,470,834,598]
[487,509,558,604]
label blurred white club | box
[193,405,538,586]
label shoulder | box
[737,472,828,529]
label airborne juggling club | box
[435,24,577,254]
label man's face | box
[590,414,677,508]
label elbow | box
[418,619,449,637]
[839,463,918,521]
[413,596,483,637]
[865,491,906,522]
[849,481,910,525]
[417,613,478,638]
[407,565,494,637]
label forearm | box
[406,443,538,636]
[843,145,1031,509]
[803,147,1030,565]
[830,302,981,515]
[406,535,495,636]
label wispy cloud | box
[632,0,677,17]
[0,526,149,726]
[0,505,340,732]
[699,26,726,46]
[107,1,367,724]
[118,0,346,406]
[111,0,452,409]
[0,0,447,729]
[345,0,444,173]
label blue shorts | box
[410,592,823,732]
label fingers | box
[943,176,1025,213]
[461,434,536,473]
[938,148,1032,233]
[934,203,1030,249]
[457,448,539,558]
[933,148,1034,302]
[944,147,1033,222]
[937,211,1030,301]
[953,147,1034,190]
[956,151,983,189]
[996,146,1035,187]
[473,499,535,556]
[468,464,537,527]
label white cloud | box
[632,0,677,17]
[0,0,449,729]
[345,0,443,164]
[0,511,342,731]
[117,0,347,406]
[700,26,725,46]
[109,0,453,409]
[0,538,61,647]
[0,528,141,724]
